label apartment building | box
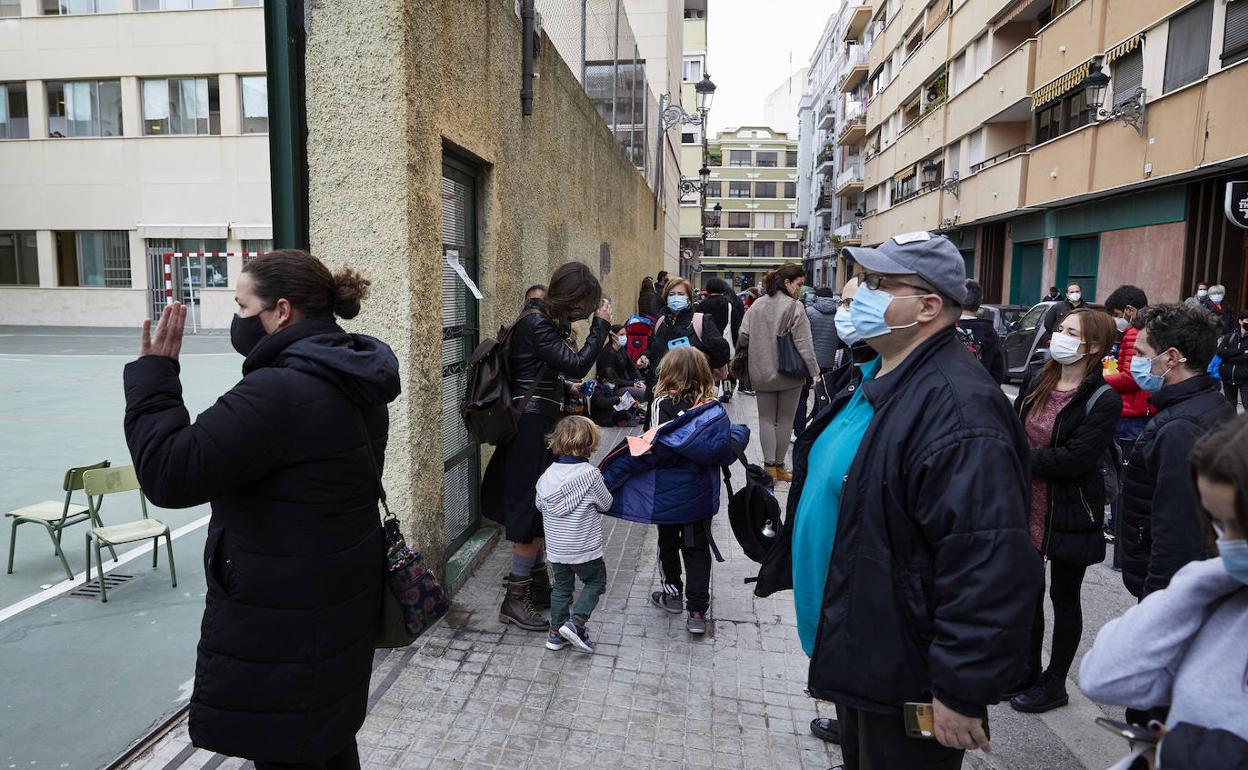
[0,0,271,329]
[698,126,801,290]
[796,0,875,288]
[858,0,1248,309]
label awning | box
[230,223,274,240]
[894,165,917,183]
[1105,33,1144,65]
[136,223,229,239]
[1032,59,1092,110]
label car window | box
[1019,304,1047,331]
[1001,308,1025,325]
[975,307,995,322]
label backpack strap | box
[1085,383,1114,417]
[692,312,704,344]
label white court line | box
[0,513,211,624]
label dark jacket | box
[957,315,1006,384]
[1042,299,1087,343]
[756,329,1040,717]
[1016,370,1121,566]
[1160,723,1248,769]
[806,297,841,370]
[123,320,401,763]
[638,288,659,318]
[1200,299,1238,335]
[697,292,743,347]
[1119,375,1234,598]
[596,343,643,387]
[643,306,731,384]
[1217,328,1248,384]
[508,309,610,417]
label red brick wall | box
[1096,222,1187,306]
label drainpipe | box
[264,0,310,250]
[521,0,536,116]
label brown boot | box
[767,464,793,483]
[499,575,548,631]
[529,563,552,610]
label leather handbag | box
[777,301,806,377]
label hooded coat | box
[599,401,748,526]
[535,460,612,565]
[123,319,401,763]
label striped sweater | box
[535,458,612,564]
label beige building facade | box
[0,0,272,329]
[858,0,1248,309]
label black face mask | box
[231,313,268,357]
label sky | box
[706,0,838,134]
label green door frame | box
[1010,241,1044,306]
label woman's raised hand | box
[141,302,189,361]
[596,298,613,323]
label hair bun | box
[332,267,370,319]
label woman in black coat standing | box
[481,261,612,631]
[123,250,401,769]
[638,276,660,318]
[637,277,730,393]
[1011,308,1121,715]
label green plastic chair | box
[82,466,176,603]
[6,461,116,580]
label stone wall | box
[304,0,665,571]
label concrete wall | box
[304,0,665,571]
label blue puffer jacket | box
[599,401,748,526]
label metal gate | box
[146,240,178,320]
[440,158,481,554]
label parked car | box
[977,303,1028,340]
[1003,300,1106,383]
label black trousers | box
[657,522,711,613]
[1224,381,1248,412]
[254,739,360,770]
[837,704,965,770]
[1027,559,1088,680]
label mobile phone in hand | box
[904,702,991,741]
[1095,717,1159,746]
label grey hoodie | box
[535,459,612,564]
[806,296,841,370]
[1079,557,1248,749]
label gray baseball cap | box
[842,231,968,305]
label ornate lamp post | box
[659,74,718,276]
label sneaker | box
[687,611,707,635]
[558,619,596,653]
[1009,672,1069,713]
[545,629,568,651]
[650,591,684,614]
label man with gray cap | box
[753,232,1040,769]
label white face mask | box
[1049,332,1085,365]
[834,306,862,346]
[1209,293,1225,303]
[1067,291,1082,303]
[1197,289,1209,298]
[1114,317,1130,333]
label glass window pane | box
[77,231,105,286]
[756,151,778,168]
[98,80,121,136]
[0,0,21,17]
[1164,0,1213,93]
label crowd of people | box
[120,242,1247,769]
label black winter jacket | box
[697,292,743,347]
[1217,328,1248,384]
[957,316,1006,384]
[123,320,401,763]
[1119,375,1234,598]
[756,329,1040,717]
[1160,723,1248,769]
[638,288,659,318]
[1016,371,1121,566]
[507,308,610,417]
[643,306,731,384]
[596,343,643,387]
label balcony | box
[838,45,869,93]
[835,164,864,197]
[837,113,866,146]
[843,0,872,41]
[834,221,863,245]
[946,39,1036,142]
[815,187,835,213]
[818,101,836,131]
[951,151,1029,225]
[817,149,836,177]
[862,187,942,245]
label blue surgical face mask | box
[849,284,923,340]
[617,335,628,347]
[835,306,862,346]
[667,295,689,313]
[1130,350,1180,394]
[1218,537,1248,586]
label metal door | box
[1058,236,1100,302]
[440,158,481,554]
[1009,241,1044,306]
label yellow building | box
[859,0,1248,309]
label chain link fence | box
[537,0,660,193]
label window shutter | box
[1224,0,1248,66]
[142,79,169,121]
[1113,49,1143,106]
[1163,0,1214,93]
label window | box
[727,212,750,228]
[1164,0,1213,92]
[138,0,215,8]
[1223,0,1248,66]
[704,240,720,257]
[147,238,228,290]
[46,81,123,137]
[42,0,117,13]
[56,231,130,287]
[235,0,263,5]
[947,141,961,176]
[684,7,704,19]
[784,182,797,198]
[682,131,695,143]
[682,56,704,83]
[755,182,777,199]
[729,181,751,198]
[729,150,752,167]
[974,35,990,79]
[1033,88,1093,143]
[753,241,775,258]
[142,77,220,135]
[785,151,799,168]
[727,241,750,257]
[782,241,800,259]
[756,151,778,168]
[0,83,30,139]
[0,231,39,285]
[1112,48,1143,106]
[704,181,721,198]
[584,61,648,168]
[950,50,967,94]
[240,75,268,133]
[242,239,272,265]
[1,0,21,16]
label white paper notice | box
[445,249,483,300]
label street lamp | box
[695,73,717,113]
[922,157,960,199]
[1084,56,1146,137]
[1082,57,1112,115]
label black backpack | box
[461,309,546,446]
[723,442,781,563]
[956,322,984,361]
[1085,384,1124,501]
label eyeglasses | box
[853,271,934,294]
[836,297,853,310]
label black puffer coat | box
[643,306,730,386]
[1119,375,1234,598]
[697,292,743,347]
[1016,371,1121,566]
[1217,328,1248,384]
[123,320,401,763]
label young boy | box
[535,416,612,653]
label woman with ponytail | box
[123,249,401,768]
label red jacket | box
[1104,325,1155,418]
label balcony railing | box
[835,222,862,239]
[844,44,868,67]
[837,165,863,189]
[844,100,865,122]
[969,143,1030,174]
